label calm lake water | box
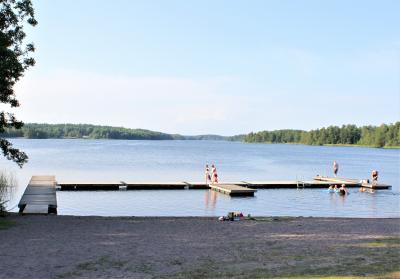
[1,139,399,217]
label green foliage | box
[0,170,16,214]
[0,0,37,167]
[0,123,244,141]
[3,123,177,140]
[244,122,400,148]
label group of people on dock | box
[330,160,380,195]
[205,164,218,184]
[332,161,379,186]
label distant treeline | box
[0,123,239,141]
[1,122,399,148]
[243,122,400,148]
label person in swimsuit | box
[339,184,348,195]
[371,170,378,187]
[333,161,339,177]
[213,171,218,184]
[205,164,211,184]
[333,184,339,192]
[211,164,218,184]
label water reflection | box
[204,190,217,209]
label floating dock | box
[313,176,391,190]
[57,179,391,190]
[209,184,256,196]
[18,176,57,214]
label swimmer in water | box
[339,184,348,195]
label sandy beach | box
[0,215,399,279]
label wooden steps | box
[18,176,57,214]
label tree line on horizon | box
[1,122,399,148]
[243,122,400,148]
[0,123,235,141]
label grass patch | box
[251,216,297,222]
[57,256,127,278]
[0,218,15,230]
[352,237,400,248]
[168,235,400,279]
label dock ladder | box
[296,175,305,188]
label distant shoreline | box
[5,136,400,149]
[1,122,399,149]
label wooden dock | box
[18,176,57,214]
[57,178,392,190]
[313,176,391,189]
[16,175,392,214]
[209,184,256,196]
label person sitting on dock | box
[339,184,349,195]
[371,170,378,188]
[333,161,339,177]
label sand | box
[0,215,399,278]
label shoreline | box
[6,137,400,149]
[1,215,399,278]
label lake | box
[1,139,399,217]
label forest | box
[0,123,233,141]
[243,122,400,148]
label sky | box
[9,0,400,135]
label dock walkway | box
[57,178,391,190]
[18,176,57,214]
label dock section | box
[57,181,121,190]
[313,176,391,189]
[18,176,57,214]
[57,179,391,190]
[209,184,256,196]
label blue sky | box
[13,0,400,135]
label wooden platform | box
[57,178,391,190]
[209,184,256,196]
[313,176,391,189]
[18,176,57,214]
[58,181,122,190]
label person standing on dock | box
[205,164,211,184]
[333,161,339,177]
[211,164,219,184]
